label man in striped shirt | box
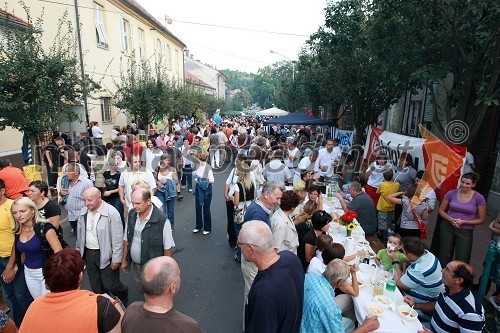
[394,237,444,313]
[407,261,485,333]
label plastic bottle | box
[384,264,397,299]
[327,181,333,203]
[373,265,386,296]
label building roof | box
[184,70,215,90]
[0,8,30,29]
[123,0,186,48]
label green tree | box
[369,0,500,140]
[0,8,95,161]
[115,57,173,128]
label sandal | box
[0,305,10,314]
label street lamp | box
[262,81,276,106]
[262,81,276,95]
[270,50,295,81]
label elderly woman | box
[11,198,62,299]
[19,248,124,333]
[271,191,301,254]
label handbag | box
[234,182,248,225]
[34,222,70,259]
[410,204,427,240]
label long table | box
[325,209,424,332]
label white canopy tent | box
[256,107,289,116]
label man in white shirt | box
[284,141,301,171]
[317,139,342,179]
[118,154,156,221]
[264,150,292,184]
[293,150,319,184]
[92,122,104,146]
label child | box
[307,234,333,275]
[376,234,407,269]
[376,169,399,243]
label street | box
[61,166,244,333]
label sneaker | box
[203,231,210,235]
[192,229,200,233]
[188,188,193,192]
[177,195,184,201]
[181,185,186,189]
[193,191,196,195]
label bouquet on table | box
[340,210,358,237]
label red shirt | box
[0,166,29,199]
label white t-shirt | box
[285,147,300,169]
[293,156,318,184]
[264,160,292,184]
[317,147,341,177]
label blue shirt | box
[300,273,343,333]
[400,250,444,303]
[243,200,271,226]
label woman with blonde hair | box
[193,150,214,235]
[229,158,256,261]
[11,198,61,299]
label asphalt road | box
[59,165,244,333]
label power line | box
[33,0,310,37]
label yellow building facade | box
[0,0,185,159]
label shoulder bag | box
[234,182,248,225]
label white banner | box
[363,126,425,171]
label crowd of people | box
[0,115,495,332]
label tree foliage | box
[0,6,95,137]
[115,57,225,125]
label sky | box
[136,0,328,74]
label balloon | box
[214,117,222,124]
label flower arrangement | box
[340,210,358,237]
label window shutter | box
[130,22,135,55]
[119,17,126,52]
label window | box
[94,3,109,47]
[166,44,172,70]
[155,38,162,65]
[101,98,112,123]
[162,42,167,69]
[119,17,131,54]
[175,49,179,72]
[138,28,145,59]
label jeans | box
[105,196,124,228]
[155,191,175,228]
[69,220,78,237]
[234,222,243,260]
[181,166,193,189]
[195,185,212,231]
[0,257,33,326]
[226,200,237,246]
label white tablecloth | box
[353,265,423,333]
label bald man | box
[239,221,304,333]
[407,261,485,333]
[122,256,202,333]
[76,187,128,304]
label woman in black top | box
[103,161,124,227]
[301,210,331,271]
[28,181,61,230]
[230,160,256,262]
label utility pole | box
[73,0,90,133]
